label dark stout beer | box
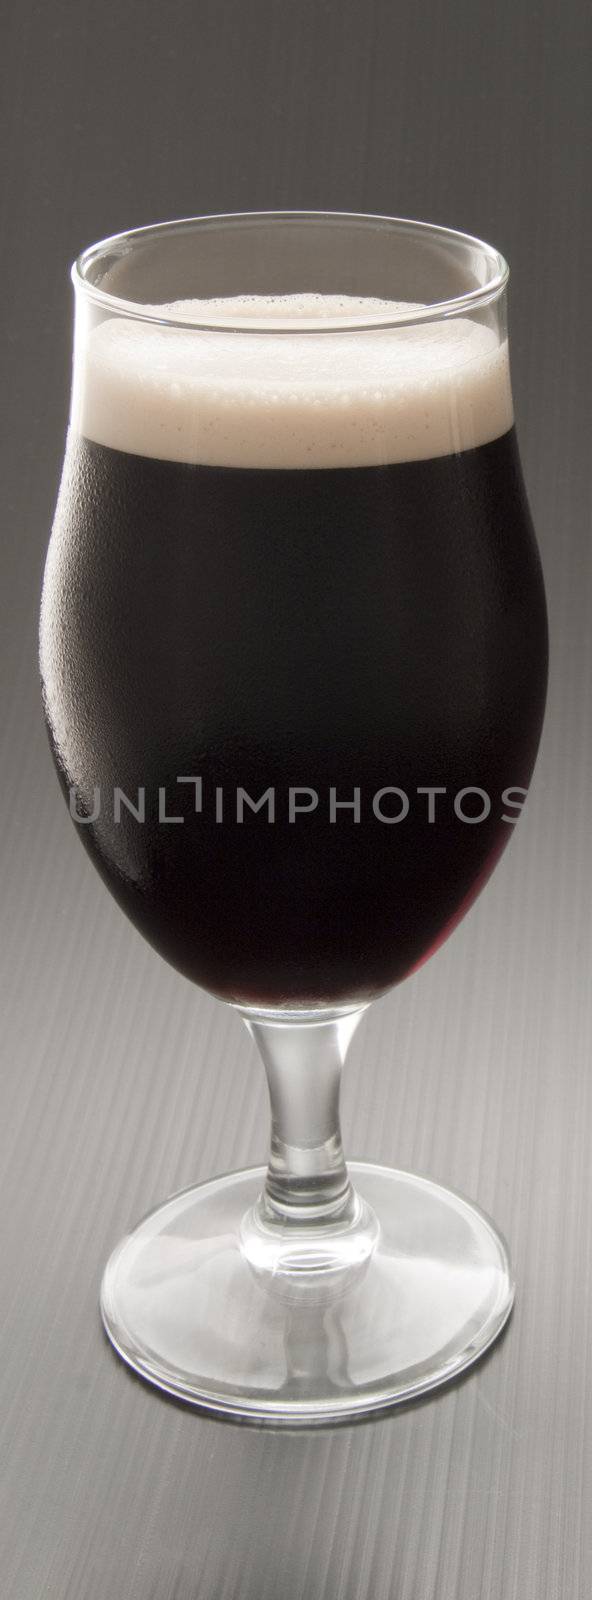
[40,297,547,1006]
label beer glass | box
[40,213,547,1422]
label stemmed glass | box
[40,212,547,1422]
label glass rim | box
[72,210,510,334]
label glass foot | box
[100,1162,514,1424]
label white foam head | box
[72,294,513,469]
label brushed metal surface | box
[1,0,591,1595]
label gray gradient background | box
[1,1,591,1597]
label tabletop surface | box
[1,1,591,1596]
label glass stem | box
[241,1007,367,1228]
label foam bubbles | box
[73,293,513,468]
